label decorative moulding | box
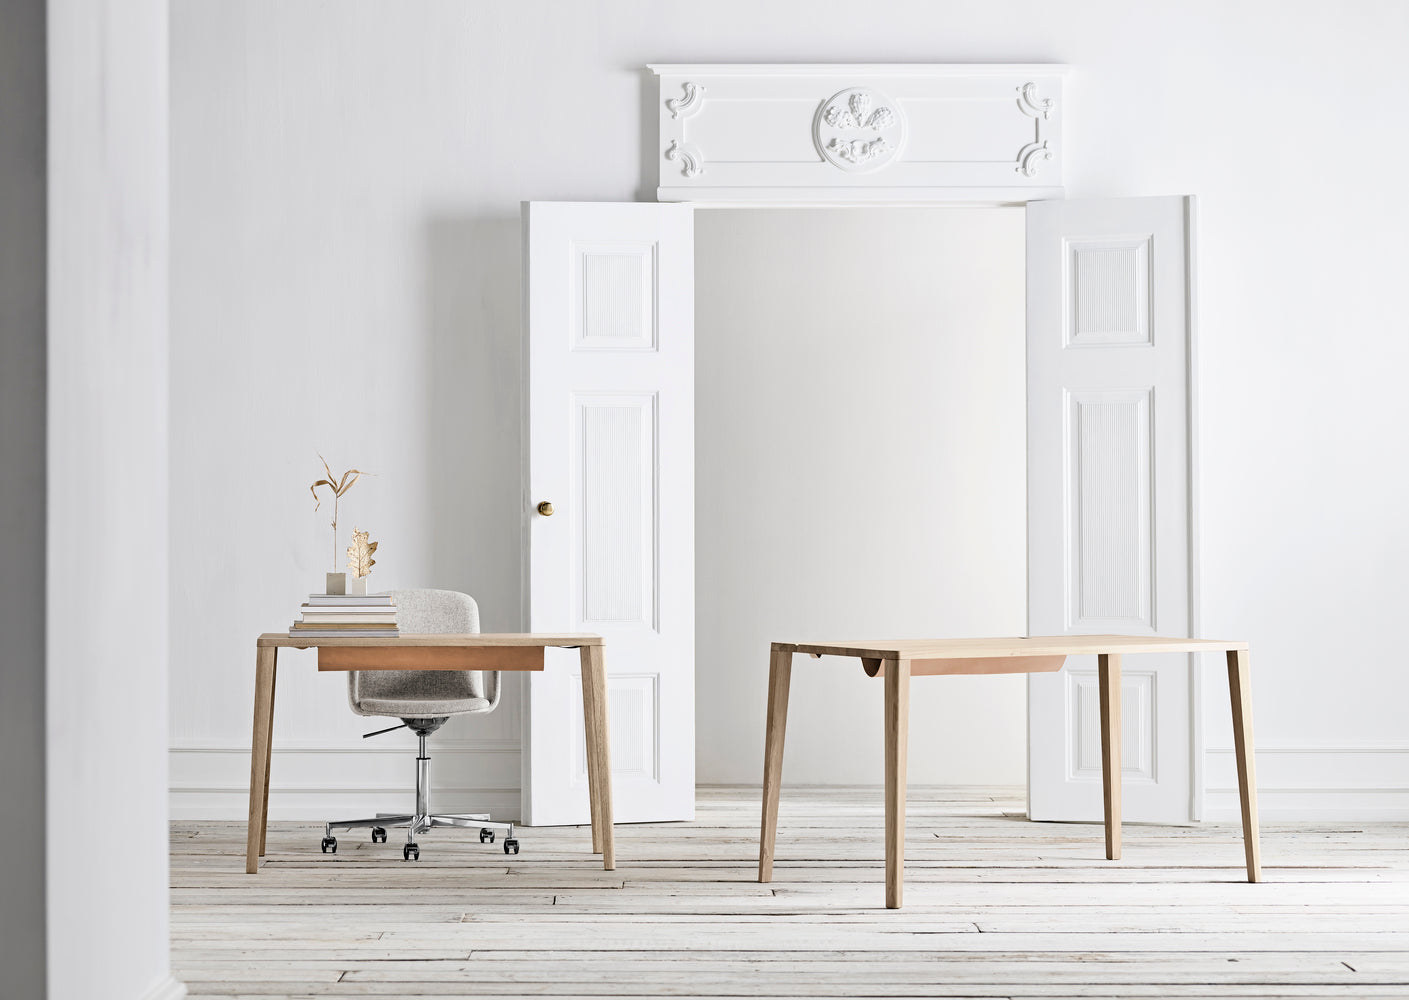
[814,88,906,172]
[649,64,1065,203]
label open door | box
[521,202,695,826]
[1027,196,1198,823]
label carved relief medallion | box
[813,88,906,173]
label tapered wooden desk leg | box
[1098,652,1122,861]
[579,651,605,855]
[1227,648,1262,882]
[884,658,911,909]
[246,646,277,873]
[258,655,277,857]
[580,644,615,871]
[758,646,793,883]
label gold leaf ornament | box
[347,527,378,578]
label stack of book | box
[289,593,399,638]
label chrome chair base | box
[325,813,515,840]
[321,731,518,859]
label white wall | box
[172,0,1409,819]
[48,1,178,998]
[696,208,1026,784]
[168,4,528,819]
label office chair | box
[320,588,517,861]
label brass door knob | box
[537,501,555,516]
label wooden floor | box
[172,787,1409,998]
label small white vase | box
[325,572,347,596]
[347,575,368,596]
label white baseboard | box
[141,974,187,1000]
[174,740,1408,822]
[1204,743,1409,820]
[170,739,521,821]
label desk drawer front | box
[318,646,545,672]
[864,654,1067,677]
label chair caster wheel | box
[503,839,519,855]
[479,828,495,844]
[403,843,420,861]
[371,827,387,843]
[320,836,337,854]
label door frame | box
[671,197,1206,820]
[1184,197,1205,821]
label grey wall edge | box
[0,0,48,996]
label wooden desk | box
[246,633,614,874]
[757,635,1260,909]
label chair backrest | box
[347,589,498,716]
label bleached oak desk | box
[246,633,614,874]
[757,635,1261,909]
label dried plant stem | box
[310,454,369,574]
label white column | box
[47,1,178,997]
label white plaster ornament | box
[814,88,906,173]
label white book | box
[299,614,399,624]
[288,629,402,638]
[306,594,394,605]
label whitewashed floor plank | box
[172,786,1409,998]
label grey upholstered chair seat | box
[356,694,491,716]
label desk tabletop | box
[775,635,1248,660]
[259,632,602,649]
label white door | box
[1027,196,1198,823]
[522,201,695,826]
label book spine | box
[287,629,402,637]
[306,596,394,605]
[292,626,400,630]
[298,615,399,622]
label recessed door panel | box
[575,394,657,628]
[1067,387,1154,631]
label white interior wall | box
[695,208,1026,784]
[48,0,177,997]
[168,6,527,819]
[171,0,1409,819]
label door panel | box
[1027,196,1196,823]
[522,202,695,826]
